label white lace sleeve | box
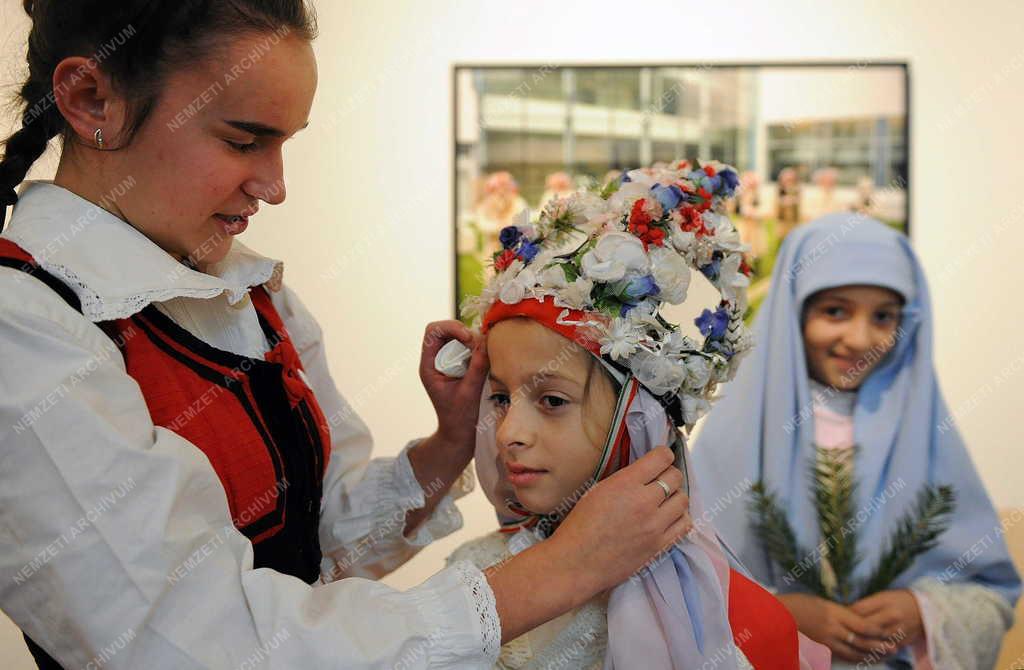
[450,560,503,663]
[910,576,1015,670]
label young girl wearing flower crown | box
[441,161,832,669]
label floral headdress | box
[462,159,754,429]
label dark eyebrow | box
[815,295,853,305]
[224,119,310,138]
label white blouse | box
[0,182,501,669]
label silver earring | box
[94,128,104,149]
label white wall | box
[2,0,1023,664]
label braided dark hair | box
[0,1,317,229]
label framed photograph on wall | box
[452,62,909,327]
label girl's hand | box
[778,593,893,663]
[850,589,924,647]
[417,320,489,456]
[486,447,693,644]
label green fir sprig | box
[811,446,860,601]
[860,485,956,597]
[749,450,956,601]
[748,481,827,597]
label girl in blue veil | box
[691,213,1020,668]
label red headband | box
[482,296,607,357]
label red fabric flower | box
[494,248,517,271]
[628,199,665,249]
[680,206,705,234]
[703,165,717,177]
[629,199,652,228]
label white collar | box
[2,181,283,322]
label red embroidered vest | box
[0,239,331,580]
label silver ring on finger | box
[846,631,855,645]
[653,478,672,501]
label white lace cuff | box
[413,560,500,666]
[910,576,1015,670]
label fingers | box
[615,446,675,485]
[841,609,888,640]
[835,611,890,659]
[659,508,694,551]
[839,610,888,643]
[863,610,905,639]
[463,334,490,384]
[419,320,476,378]
[645,464,684,507]
[829,636,870,664]
[655,490,691,533]
[421,320,473,355]
[841,630,890,658]
[850,592,886,617]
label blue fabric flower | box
[518,240,540,262]
[706,339,734,358]
[699,258,721,281]
[719,169,739,193]
[624,274,659,300]
[695,306,730,340]
[499,226,522,250]
[651,184,683,211]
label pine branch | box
[810,446,860,602]
[748,481,826,597]
[860,484,957,597]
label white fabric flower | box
[681,395,712,426]
[608,181,651,211]
[703,211,747,252]
[599,318,641,361]
[580,232,649,282]
[538,264,569,289]
[554,277,594,311]
[497,265,536,305]
[648,246,691,305]
[434,338,472,378]
[569,191,608,220]
[683,355,712,390]
[662,331,699,356]
[716,253,750,304]
[631,351,686,396]
[668,212,696,256]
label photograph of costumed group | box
[0,2,1020,669]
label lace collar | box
[2,181,283,322]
